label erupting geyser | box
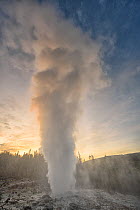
[28,2,109,195]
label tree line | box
[0,151,47,180]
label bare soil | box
[0,179,140,210]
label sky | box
[0,0,140,159]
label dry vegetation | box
[0,151,48,180]
[76,153,140,195]
[0,151,140,195]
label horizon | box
[1,149,140,161]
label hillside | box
[76,152,140,195]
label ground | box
[0,179,140,210]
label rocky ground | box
[0,179,140,210]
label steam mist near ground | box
[1,0,110,195]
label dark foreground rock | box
[0,179,140,210]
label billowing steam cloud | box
[32,4,109,194]
[2,0,109,195]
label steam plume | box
[3,0,109,195]
[31,2,109,195]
